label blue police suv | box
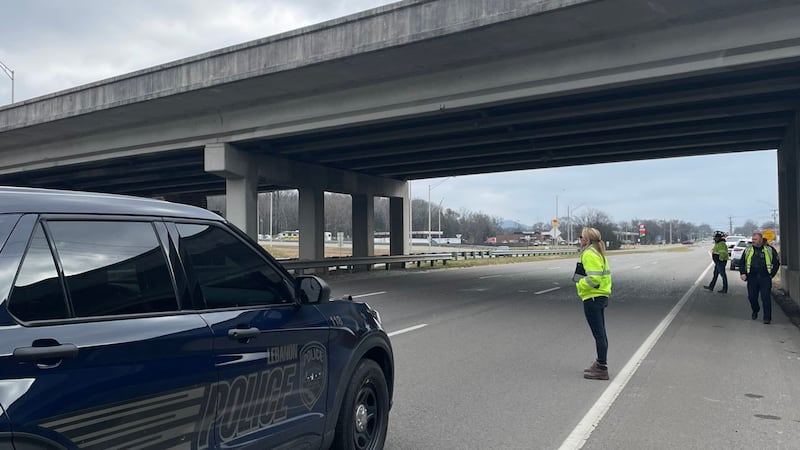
[0,187,393,450]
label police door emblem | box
[300,342,327,410]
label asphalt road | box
[323,246,800,450]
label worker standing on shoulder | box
[703,231,729,293]
[575,227,612,380]
[739,231,780,324]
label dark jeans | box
[708,260,728,290]
[583,296,608,365]
[747,274,772,321]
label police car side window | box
[176,223,293,308]
[49,221,179,317]
[8,224,70,322]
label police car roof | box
[0,186,223,221]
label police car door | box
[0,216,216,449]
[171,222,330,450]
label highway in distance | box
[325,246,800,449]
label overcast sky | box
[0,1,779,231]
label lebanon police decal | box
[300,341,327,410]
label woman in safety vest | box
[575,227,612,380]
[703,231,729,293]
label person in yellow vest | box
[703,231,729,293]
[739,231,780,324]
[575,227,612,380]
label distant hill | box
[500,219,529,230]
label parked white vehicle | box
[725,235,747,254]
[729,238,752,270]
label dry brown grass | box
[260,244,370,260]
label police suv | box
[0,187,393,450]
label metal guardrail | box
[279,248,579,274]
[281,253,455,274]
[488,249,579,257]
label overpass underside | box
[1,0,800,294]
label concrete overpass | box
[1,0,800,295]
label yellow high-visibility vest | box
[713,241,729,261]
[576,247,612,300]
[744,245,773,274]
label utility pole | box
[729,216,734,235]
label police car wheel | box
[332,359,389,450]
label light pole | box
[0,60,13,104]
[437,198,444,235]
[567,204,586,244]
[554,189,565,246]
[269,192,273,238]
[428,186,431,247]
[428,177,454,247]
[669,220,672,244]
[409,184,413,250]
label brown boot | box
[583,360,604,373]
[583,361,609,380]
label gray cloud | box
[0,0,399,100]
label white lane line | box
[558,263,713,450]
[633,266,641,270]
[479,274,503,279]
[351,291,387,299]
[548,267,561,270]
[535,287,561,295]
[388,324,428,337]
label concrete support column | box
[204,143,258,240]
[352,194,375,258]
[778,111,800,298]
[389,195,410,256]
[299,188,325,261]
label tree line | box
[207,191,504,243]
[207,191,776,245]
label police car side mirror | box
[297,275,331,304]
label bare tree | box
[459,209,501,244]
[374,197,390,232]
[734,220,760,236]
[324,193,352,237]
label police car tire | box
[331,359,389,450]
